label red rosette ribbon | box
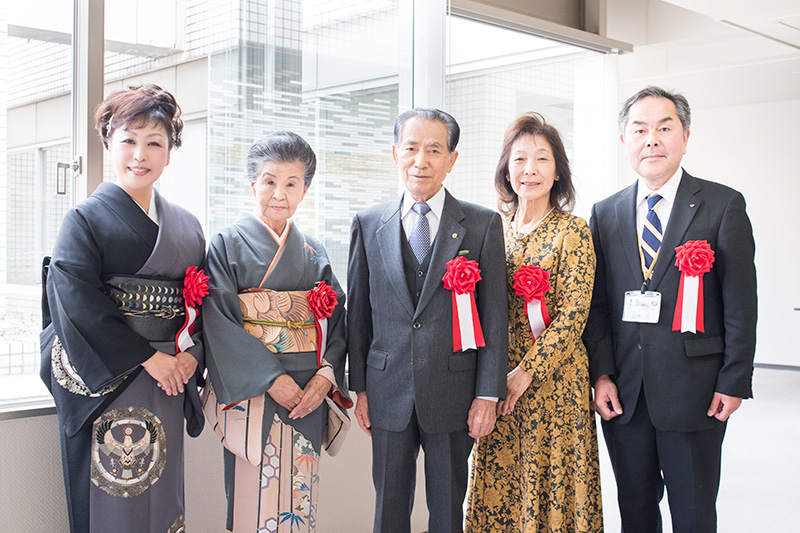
[672,240,715,333]
[512,265,552,342]
[442,256,485,351]
[175,266,210,353]
[307,281,339,368]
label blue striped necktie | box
[641,194,663,271]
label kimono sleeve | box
[47,209,157,392]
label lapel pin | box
[452,233,458,239]
[689,203,695,208]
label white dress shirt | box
[401,186,446,245]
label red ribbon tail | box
[469,293,485,347]
[695,277,705,332]
[175,306,196,353]
[672,274,685,331]
[314,318,323,368]
[451,292,462,351]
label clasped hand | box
[269,374,332,420]
[142,350,198,396]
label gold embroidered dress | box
[466,210,603,532]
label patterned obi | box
[238,288,317,353]
[103,275,185,342]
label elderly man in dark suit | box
[347,108,508,533]
[584,86,757,532]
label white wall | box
[606,0,800,366]
[684,100,800,367]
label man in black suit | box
[584,86,757,532]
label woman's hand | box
[267,374,304,411]
[497,366,534,416]
[142,351,194,396]
[289,375,332,420]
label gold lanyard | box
[638,241,659,293]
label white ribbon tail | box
[177,306,197,351]
[526,298,547,339]
[455,292,477,350]
[681,275,700,333]
[318,317,328,362]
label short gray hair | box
[246,131,317,188]
[393,108,460,153]
[619,86,691,137]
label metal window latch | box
[56,156,82,195]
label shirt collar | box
[637,167,683,206]
[401,186,446,220]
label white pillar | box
[73,0,105,201]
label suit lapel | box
[376,196,416,316]
[650,171,702,290]
[614,183,644,286]
[416,191,464,317]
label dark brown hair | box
[495,112,574,216]
[94,83,183,149]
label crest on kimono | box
[91,406,167,498]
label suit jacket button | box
[413,321,421,330]
[638,343,642,350]
[417,270,424,277]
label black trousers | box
[602,388,727,533]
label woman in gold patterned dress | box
[466,113,603,532]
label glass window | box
[444,16,616,220]
[2,4,74,407]
[207,0,406,276]
[1,1,616,410]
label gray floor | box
[598,365,800,532]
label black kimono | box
[41,182,205,533]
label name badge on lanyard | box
[625,227,663,323]
[623,290,661,323]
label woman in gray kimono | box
[203,132,350,533]
[41,84,206,533]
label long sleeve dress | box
[466,210,603,533]
[202,213,350,533]
[41,182,206,533]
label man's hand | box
[143,351,191,396]
[267,374,304,411]
[467,398,497,439]
[354,392,371,436]
[289,375,332,420]
[497,366,533,416]
[594,375,623,421]
[707,392,742,421]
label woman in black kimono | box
[41,83,206,533]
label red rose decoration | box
[512,265,550,302]
[307,281,338,319]
[674,240,715,277]
[442,256,482,294]
[183,266,209,307]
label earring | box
[555,176,560,181]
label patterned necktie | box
[409,201,431,264]
[641,194,663,271]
